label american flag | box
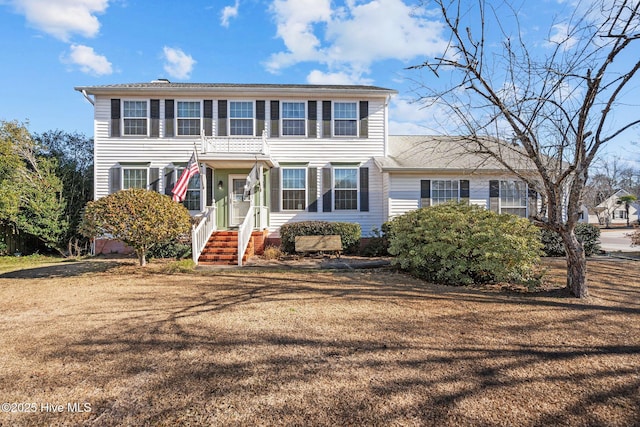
[172,153,199,202]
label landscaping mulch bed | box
[0,257,638,426]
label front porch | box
[191,133,275,266]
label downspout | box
[384,93,391,157]
[81,90,95,106]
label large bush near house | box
[80,188,191,266]
[387,202,542,285]
[279,221,361,254]
[540,223,601,257]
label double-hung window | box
[500,180,527,217]
[334,168,358,210]
[282,168,306,210]
[282,102,306,136]
[177,101,201,136]
[175,166,201,211]
[334,102,357,136]
[432,180,459,205]
[122,101,148,136]
[122,168,148,189]
[230,101,254,136]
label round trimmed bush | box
[387,202,542,285]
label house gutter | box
[81,89,95,106]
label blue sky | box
[0,0,637,163]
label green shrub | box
[387,202,542,285]
[279,221,361,254]
[360,224,391,257]
[540,223,600,257]
[147,240,192,260]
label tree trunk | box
[137,248,147,267]
[560,230,588,298]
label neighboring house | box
[583,189,639,226]
[75,81,538,265]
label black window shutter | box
[150,99,160,137]
[110,99,120,137]
[359,100,368,138]
[164,100,174,137]
[270,100,280,137]
[359,167,369,212]
[489,180,500,213]
[322,167,332,212]
[206,167,213,206]
[270,167,280,213]
[110,166,121,193]
[308,167,318,212]
[322,101,332,138]
[203,100,213,136]
[149,168,160,192]
[460,180,470,198]
[489,180,500,197]
[164,167,175,196]
[420,179,431,208]
[307,101,317,138]
[218,100,227,136]
[256,100,265,137]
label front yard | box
[0,257,638,426]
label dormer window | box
[177,101,201,136]
[122,101,148,136]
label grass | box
[0,256,638,426]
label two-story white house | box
[76,81,537,265]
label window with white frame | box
[615,210,628,219]
[500,180,527,217]
[334,102,357,136]
[175,167,201,211]
[122,168,148,189]
[229,101,254,136]
[177,101,201,136]
[122,100,148,136]
[334,168,358,210]
[282,168,306,210]
[282,102,306,136]
[432,180,459,205]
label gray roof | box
[75,81,397,96]
[377,135,537,173]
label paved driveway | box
[599,228,638,252]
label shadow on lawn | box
[0,259,123,279]
[18,264,637,426]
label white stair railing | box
[192,205,217,264]
[237,205,268,266]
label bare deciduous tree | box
[410,0,640,297]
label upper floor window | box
[122,101,148,136]
[500,180,527,217]
[334,168,358,210]
[230,101,254,136]
[122,168,147,189]
[177,101,201,136]
[334,102,357,137]
[432,180,459,205]
[282,168,306,210]
[282,102,306,136]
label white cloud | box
[162,47,196,80]
[64,44,112,75]
[546,23,578,51]
[306,69,373,85]
[221,0,239,28]
[265,0,448,78]
[388,96,460,135]
[9,0,109,41]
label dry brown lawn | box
[0,257,639,426]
